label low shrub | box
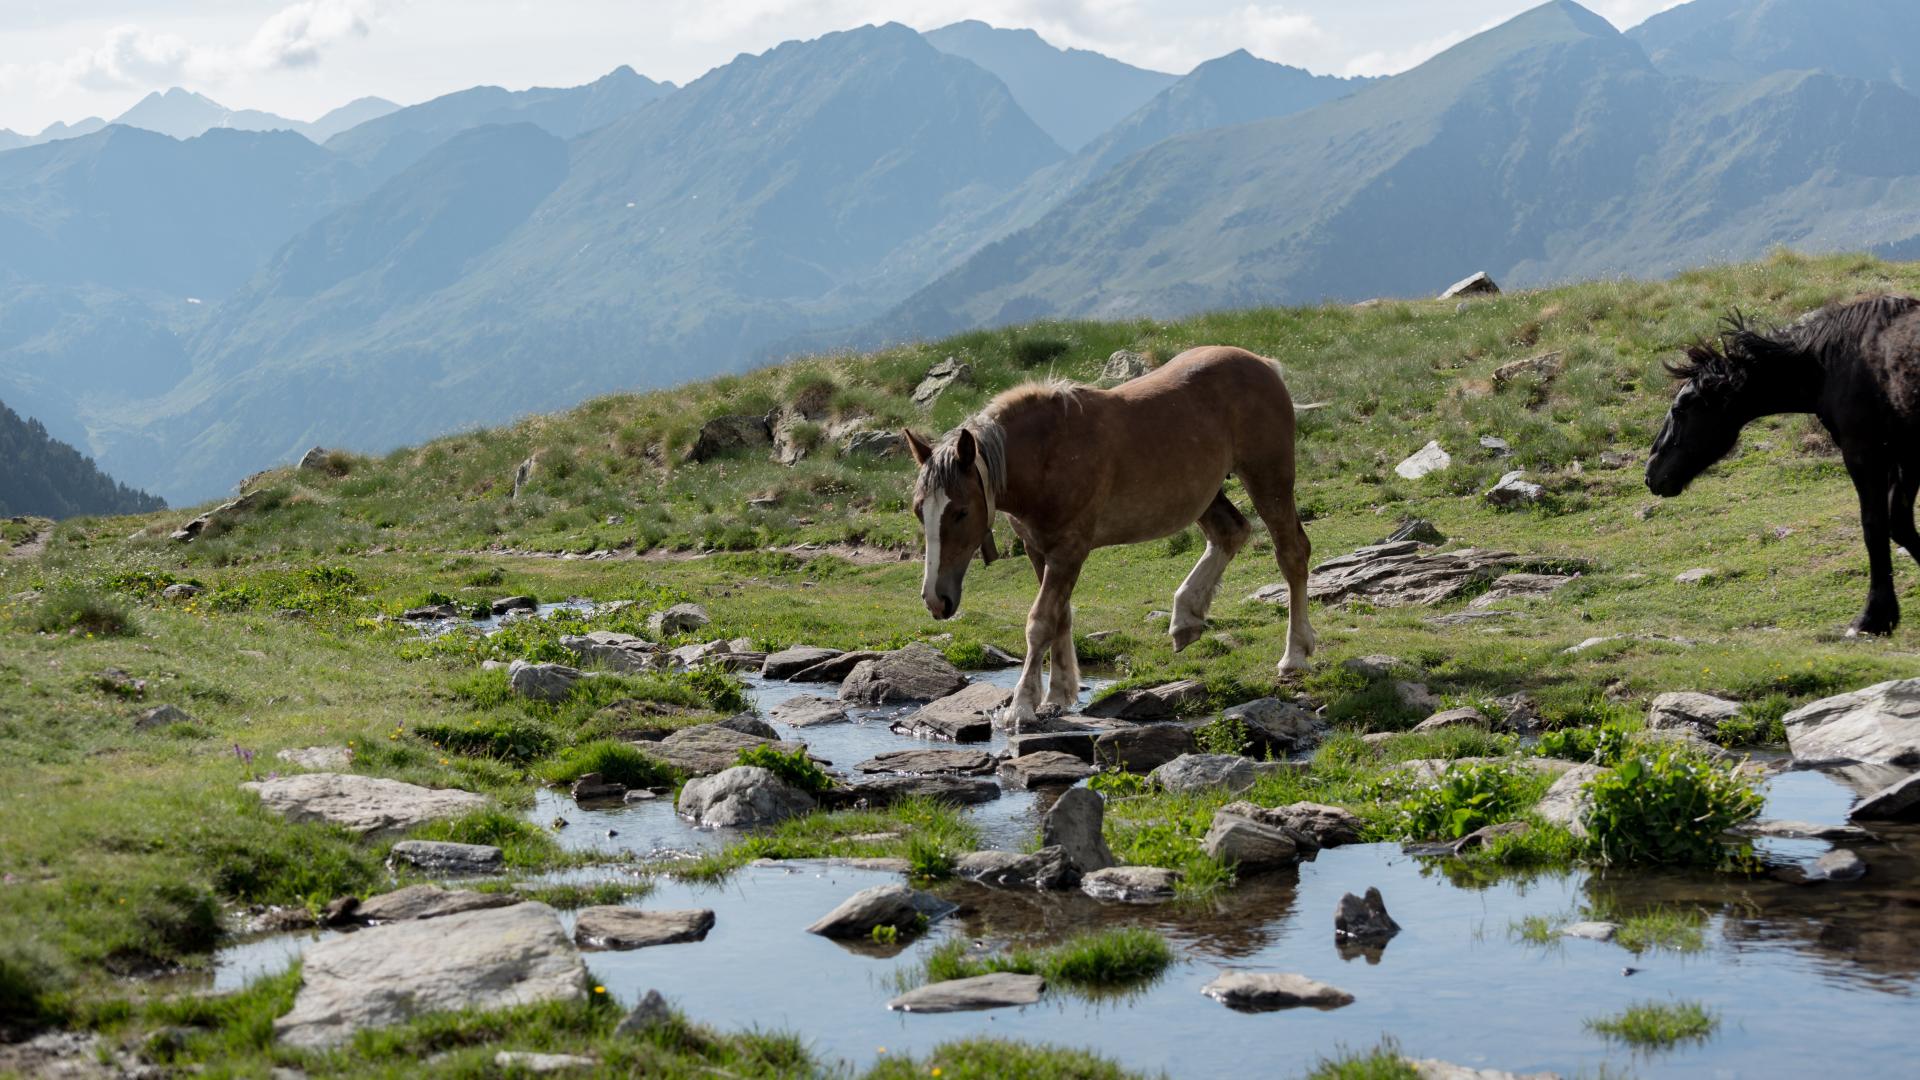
[1582,748,1762,866]
[1396,761,1543,840]
[916,927,1173,992]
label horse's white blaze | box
[920,489,948,607]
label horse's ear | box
[954,428,978,471]
[904,429,932,466]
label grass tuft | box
[1586,999,1719,1048]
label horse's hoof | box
[1170,624,1205,652]
[1278,655,1308,676]
[1000,704,1039,728]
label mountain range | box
[0,89,400,151]
[3,0,1917,505]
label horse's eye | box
[953,509,968,522]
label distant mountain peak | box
[924,20,1178,151]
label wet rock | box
[508,659,584,703]
[768,693,849,727]
[1735,819,1875,841]
[1094,723,1198,773]
[677,766,815,827]
[1100,349,1151,385]
[354,884,516,924]
[1441,271,1499,299]
[161,582,203,600]
[1151,753,1256,794]
[1806,848,1867,883]
[1253,542,1541,608]
[1205,808,1312,872]
[1265,802,1365,847]
[762,646,843,679]
[1784,679,1920,767]
[998,751,1097,789]
[888,971,1046,1013]
[1334,887,1400,943]
[1485,471,1544,508]
[1850,771,1920,821]
[911,357,973,407]
[686,415,772,463]
[1081,865,1181,903]
[1007,729,1098,762]
[561,631,663,674]
[387,840,504,875]
[490,595,537,615]
[1533,764,1610,837]
[845,774,1001,806]
[1085,678,1205,721]
[134,703,194,730]
[274,902,587,1048]
[1412,706,1489,733]
[841,644,970,705]
[1492,351,1564,389]
[1043,786,1115,874]
[805,884,953,939]
[953,847,1077,891]
[1396,441,1452,480]
[1559,921,1618,942]
[1201,972,1354,1012]
[715,713,779,740]
[276,745,352,771]
[242,773,488,839]
[573,907,715,950]
[856,748,995,775]
[647,603,711,637]
[888,680,1005,740]
[569,772,626,802]
[614,990,672,1036]
[788,650,881,683]
[1648,692,1742,737]
[494,1051,596,1073]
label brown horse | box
[905,346,1316,725]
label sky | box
[0,0,1690,133]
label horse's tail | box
[1259,356,1328,414]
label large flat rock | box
[767,694,849,727]
[855,748,996,775]
[762,646,844,680]
[845,774,1001,806]
[889,681,1007,742]
[887,972,1046,1013]
[1250,541,1536,608]
[241,773,488,839]
[353,885,517,924]
[649,725,806,776]
[1785,679,1920,767]
[1201,971,1353,1012]
[274,901,588,1048]
[573,907,715,950]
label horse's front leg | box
[1848,456,1899,636]
[1005,554,1085,726]
[1045,605,1081,714]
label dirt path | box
[3,521,48,560]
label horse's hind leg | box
[1045,608,1080,713]
[1890,463,1920,573]
[1170,491,1252,652]
[1241,465,1316,673]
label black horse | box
[1647,295,1920,636]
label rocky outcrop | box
[888,972,1046,1013]
[685,415,772,463]
[561,632,664,674]
[676,766,815,827]
[1080,866,1180,903]
[1201,972,1353,1012]
[241,773,488,838]
[1784,679,1920,766]
[843,645,971,706]
[1042,787,1114,875]
[762,646,843,679]
[274,902,588,1048]
[1150,754,1256,794]
[1441,271,1499,299]
[1485,471,1544,508]
[1252,541,1542,608]
[573,907,715,950]
[1648,692,1742,737]
[647,603,711,637]
[170,490,261,543]
[387,840,503,875]
[842,430,908,458]
[805,884,953,939]
[508,660,585,703]
[912,358,973,407]
[887,679,1005,739]
[1085,679,1205,721]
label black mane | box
[1666,296,1920,390]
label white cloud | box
[1342,29,1466,77]
[242,0,380,72]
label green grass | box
[1302,1041,1420,1079]
[21,581,137,637]
[1586,999,1720,1048]
[536,739,679,790]
[899,928,1175,997]
[862,1038,1161,1080]
[734,742,833,794]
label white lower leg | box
[1171,543,1230,649]
[1278,580,1316,673]
[1005,614,1052,725]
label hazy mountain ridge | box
[923,20,1176,151]
[1630,0,1918,89]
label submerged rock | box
[1410,1060,1563,1080]
[676,766,814,828]
[1080,866,1180,903]
[1558,921,1618,942]
[573,907,715,950]
[1201,972,1353,1012]
[242,773,488,839]
[888,971,1045,1013]
[274,902,588,1048]
[1806,848,1867,883]
[1785,679,1920,767]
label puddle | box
[208,666,1920,1076]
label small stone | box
[1100,350,1151,385]
[614,990,672,1036]
[647,603,711,636]
[805,884,953,940]
[134,703,193,730]
[387,840,504,875]
[715,713,779,740]
[1386,519,1446,544]
[1396,441,1452,480]
[1440,271,1499,299]
[887,971,1046,1013]
[1411,706,1488,733]
[160,582,202,600]
[1334,887,1400,943]
[1559,921,1618,942]
[494,1051,597,1072]
[1806,848,1867,882]
[1674,567,1715,585]
[1150,753,1256,794]
[1080,865,1180,903]
[1647,691,1742,737]
[1485,470,1544,508]
[573,907,715,949]
[570,772,626,801]
[1201,972,1354,1012]
[508,659,584,703]
[952,847,1077,891]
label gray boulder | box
[788,650,881,683]
[1100,349,1151,384]
[1395,441,1452,480]
[1080,866,1180,903]
[888,971,1046,1013]
[856,748,995,775]
[1412,706,1489,733]
[561,632,663,674]
[685,415,771,463]
[1085,679,1205,721]
[1094,723,1197,773]
[353,885,515,924]
[805,884,952,939]
[953,847,1076,891]
[998,751,1097,789]
[846,774,1000,806]
[1201,972,1353,1012]
[614,990,672,1036]
[1784,679,1920,766]
[1216,697,1321,756]
[647,603,712,637]
[650,724,801,776]
[911,357,973,407]
[1334,887,1400,943]
[490,595,537,615]
[1806,849,1867,883]
[1264,802,1365,847]
[1441,271,1499,298]
[1532,764,1610,837]
[715,713,779,740]
[161,582,203,600]
[762,646,843,679]
[508,659,584,703]
[842,430,908,458]
[274,902,587,1048]
[1850,771,1920,821]
[676,766,815,828]
[842,645,970,706]
[1204,810,1312,872]
[1151,754,1256,794]
[768,694,849,727]
[1648,692,1742,737]
[387,840,503,875]
[242,773,488,839]
[889,680,1007,741]
[1485,471,1544,508]
[1042,787,1115,874]
[573,907,715,949]
[135,704,194,731]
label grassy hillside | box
[4,251,1919,1071]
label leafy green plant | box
[906,834,953,881]
[1713,693,1790,746]
[734,744,832,795]
[1396,761,1541,840]
[1194,714,1252,756]
[1087,769,1151,798]
[1535,723,1634,766]
[1583,748,1763,866]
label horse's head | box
[1646,315,1788,497]
[905,427,999,620]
